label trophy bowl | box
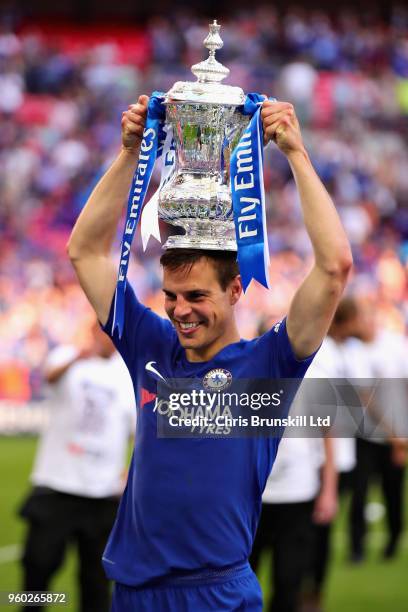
[158,21,250,251]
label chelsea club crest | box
[203,368,232,391]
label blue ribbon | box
[231,93,271,291]
[113,91,273,336]
[112,91,165,338]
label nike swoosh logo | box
[145,361,166,381]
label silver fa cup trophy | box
[158,20,250,251]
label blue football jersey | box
[102,283,315,587]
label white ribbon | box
[141,126,176,251]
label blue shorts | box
[111,563,262,611]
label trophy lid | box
[165,20,245,106]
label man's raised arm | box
[67,95,148,325]
[261,101,353,359]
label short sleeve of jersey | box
[101,282,175,373]
[44,345,79,374]
[263,317,318,379]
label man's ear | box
[229,275,242,306]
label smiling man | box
[161,249,241,361]
[67,95,352,611]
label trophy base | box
[162,218,237,252]
[163,234,237,251]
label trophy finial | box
[203,20,223,57]
[166,17,244,104]
[191,20,230,84]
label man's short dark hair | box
[332,296,358,325]
[160,249,240,291]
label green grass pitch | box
[0,437,407,611]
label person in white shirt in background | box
[250,419,337,612]
[299,297,369,612]
[250,322,338,612]
[19,320,135,612]
[349,297,408,562]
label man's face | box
[337,315,360,340]
[354,302,377,343]
[163,258,241,360]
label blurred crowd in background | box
[1,4,408,401]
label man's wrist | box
[120,144,141,158]
[286,146,309,164]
